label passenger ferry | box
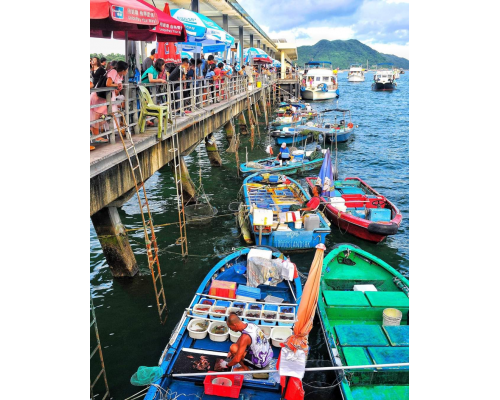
[300,61,339,101]
[347,64,365,82]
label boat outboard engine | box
[340,120,345,126]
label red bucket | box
[203,374,244,398]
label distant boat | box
[347,64,365,82]
[372,63,397,91]
[270,114,303,129]
[300,61,339,101]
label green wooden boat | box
[318,244,409,400]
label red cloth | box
[277,349,305,400]
[306,197,320,210]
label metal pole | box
[172,363,410,377]
[239,26,244,66]
[223,14,229,61]
[190,0,198,13]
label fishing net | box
[130,366,163,386]
[184,201,217,225]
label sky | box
[90,0,409,59]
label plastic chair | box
[138,86,169,139]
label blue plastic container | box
[230,301,247,310]
[278,305,296,327]
[261,304,279,326]
[236,285,261,300]
[198,298,215,306]
[215,300,232,308]
[269,175,280,183]
[243,309,261,325]
[368,208,392,222]
[233,262,247,274]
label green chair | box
[138,86,169,139]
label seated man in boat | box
[308,145,323,161]
[289,195,321,213]
[222,313,273,371]
[277,143,290,163]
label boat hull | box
[372,81,396,91]
[301,89,338,101]
[240,157,324,175]
[325,129,354,143]
[274,135,308,145]
[305,177,402,243]
[348,75,365,82]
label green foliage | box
[297,39,409,69]
[90,52,126,62]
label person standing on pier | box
[142,49,156,74]
[90,57,105,88]
[90,61,128,139]
[169,58,189,114]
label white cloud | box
[367,42,409,59]
[268,26,356,47]
[90,38,126,55]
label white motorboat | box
[372,63,397,91]
[300,61,339,101]
[347,64,365,82]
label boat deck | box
[320,250,409,396]
[246,184,302,212]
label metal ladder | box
[112,112,168,324]
[168,129,188,257]
[90,295,110,399]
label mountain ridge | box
[296,39,409,69]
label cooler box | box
[209,281,237,299]
[248,248,273,260]
[269,175,280,182]
[368,208,392,222]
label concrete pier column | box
[205,134,223,167]
[238,112,248,134]
[91,206,138,278]
[171,156,197,204]
[224,120,235,140]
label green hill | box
[297,39,409,69]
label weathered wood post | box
[238,112,248,135]
[224,120,235,141]
[170,156,197,204]
[91,206,138,277]
[205,134,223,167]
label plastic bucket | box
[229,329,241,343]
[257,81,262,88]
[294,220,303,229]
[383,308,403,326]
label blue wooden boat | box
[143,247,303,400]
[270,127,309,145]
[242,173,330,250]
[240,150,326,175]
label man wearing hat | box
[277,143,290,164]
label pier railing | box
[90,72,277,145]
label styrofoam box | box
[353,284,378,292]
[253,208,274,226]
[248,248,273,260]
[236,295,256,302]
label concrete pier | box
[91,206,138,277]
[205,134,223,167]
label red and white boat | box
[305,176,402,243]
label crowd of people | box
[90,49,278,145]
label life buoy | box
[348,123,353,129]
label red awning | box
[90,0,159,38]
[113,1,187,42]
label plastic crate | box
[236,285,261,300]
[203,374,244,398]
